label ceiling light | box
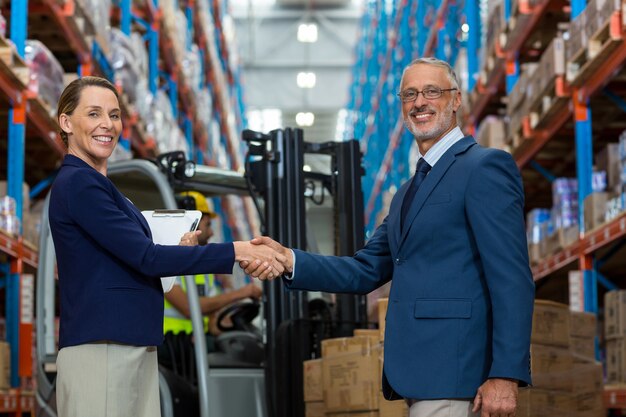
[296,112,315,127]
[297,23,318,43]
[297,72,316,88]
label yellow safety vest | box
[163,274,216,334]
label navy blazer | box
[49,155,235,349]
[285,137,534,400]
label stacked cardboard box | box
[0,341,9,390]
[321,336,381,416]
[476,116,508,152]
[526,301,604,417]
[527,35,566,129]
[303,313,409,417]
[506,63,537,147]
[605,290,626,383]
[304,359,325,417]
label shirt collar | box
[417,126,464,168]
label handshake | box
[178,231,292,280]
[234,237,293,280]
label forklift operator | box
[163,191,262,341]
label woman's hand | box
[179,230,201,246]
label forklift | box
[35,127,367,417]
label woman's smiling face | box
[59,86,122,173]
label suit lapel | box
[389,180,411,251]
[397,136,476,250]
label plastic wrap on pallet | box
[182,44,202,94]
[552,178,578,229]
[108,143,133,163]
[24,40,64,109]
[143,90,189,154]
[527,209,551,245]
[160,0,188,64]
[196,89,213,129]
[77,0,111,43]
[108,28,146,104]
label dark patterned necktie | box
[400,158,432,230]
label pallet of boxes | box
[517,300,604,417]
[303,298,408,417]
[604,290,626,394]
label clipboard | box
[141,209,202,292]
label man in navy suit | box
[243,57,534,417]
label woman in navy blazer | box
[50,76,284,417]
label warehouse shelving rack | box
[462,0,626,411]
[0,0,252,413]
[344,0,465,234]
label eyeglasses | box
[397,87,458,102]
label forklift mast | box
[243,128,367,417]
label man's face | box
[198,214,214,246]
[400,64,461,143]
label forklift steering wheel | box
[216,300,260,333]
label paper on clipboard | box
[141,209,202,292]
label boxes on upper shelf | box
[583,192,610,232]
[476,116,508,152]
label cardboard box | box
[571,336,596,363]
[572,390,605,417]
[378,392,408,417]
[322,337,381,412]
[378,298,388,342]
[570,311,597,338]
[476,116,507,150]
[558,225,579,248]
[572,363,604,394]
[569,271,585,312]
[354,329,381,344]
[596,143,620,190]
[604,290,626,339]
[584,192,609,232]
[606,338,626,383]
[304,359,323,402]
[532,300,571,347]
[305,401,325,417]
[527,389,572,417]
[327,413,379,417]
[0,341,9,390]
[531,344,574,391]
[516,389,530,417]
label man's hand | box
[239,237,293,279]
[179,230,201,246]
[233,240,287,280]
[472,378,518,417]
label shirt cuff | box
[284,249,296,280]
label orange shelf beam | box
[36,0,92,65]
[502,0,554,58]
[531,242,579,281]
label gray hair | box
[401,57,460,90]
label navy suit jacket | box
[49,155,235,349]
[285,136,534,400]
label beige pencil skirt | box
[56,342,160,417]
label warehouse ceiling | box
[231,0,362,150]
[231,0,363,254]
